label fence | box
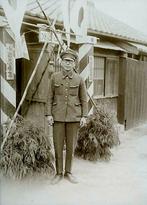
[118,57,147,129]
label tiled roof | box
[87,2,147,44]
[26,0,147,44]
[129,42,147,53]
[1,0,147,44]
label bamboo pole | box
[87,92,99,113]
[1,42,48,151]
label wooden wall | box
[118,57,147,129]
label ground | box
[0,124,147,205]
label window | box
[94,57,105,96]
[94,56,119,97]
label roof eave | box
[1,8,147,46]
[24,13,147,46]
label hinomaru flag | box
[70,0,88,37]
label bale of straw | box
[75,106,120,161]
[0,115,54,179]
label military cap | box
[60,49,78,61]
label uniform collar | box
[62,69,73,79]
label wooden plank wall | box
[118,57,147,129]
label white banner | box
[70,0,88,37]
[2,0,27,38]
[2,0,28,59]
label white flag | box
[1,0,27,38]
[2,0,28,59]
[62,0,70,48]
[70,0,88,37]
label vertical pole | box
[78,43,95,115]
[0,26,16,127]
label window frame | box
[93,55,119,99]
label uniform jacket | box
[45,70,88,122]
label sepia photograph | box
[0,0,147,204]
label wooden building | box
[1,0,147,130]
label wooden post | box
[0,26,16,125]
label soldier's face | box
[61,58,75,71]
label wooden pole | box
[87,92,98,113]
[1,42,48,151]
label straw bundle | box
[0,115,54,179]
[75,106,120,161]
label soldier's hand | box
[46,115,54,126]
[80,117,87,127]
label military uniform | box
[45,49,88,177]
[45,70,88,121]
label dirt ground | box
[0,123,147,205]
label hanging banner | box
[70,0,88,37]
[2,0,28,59]
[1,0,27,37]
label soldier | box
[45,49,88,184]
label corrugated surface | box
[129,42,147,53]
[26,0,147,44]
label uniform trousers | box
[53,121,79,175]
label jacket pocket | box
[69,84,79,96]
[54,83,63,95]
